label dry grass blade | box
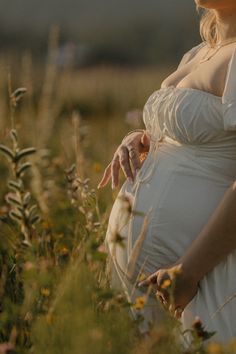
[211,293,236,319]
[125,211,151,281]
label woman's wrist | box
[174,259,203,285]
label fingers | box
[126,144,141,174]
[140,132,150,151]
[138,272,157,287]
[111,155,121,189]
[98,131,146,190]
[97,163,112,189]
[156,291,168,309]
[169,304,183,319]
[117,145,134,182]
[174,306,183,319]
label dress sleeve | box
[177,42,206,69]
[222,48,236,131]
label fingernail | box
[112,183,116,190]
[97,184,101,189]
[138,281,145,287]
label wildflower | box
[46,313,53,325]
[59,246,70,256]
[41,288,50,297]
[137,273,146,282]
[161,279,171,289]
[206,342,223,354]
[192,316,216,340]
[132,296,146,310]
[93,162,102,173]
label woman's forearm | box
[179,181,236,283]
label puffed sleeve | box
[222,48,236,131]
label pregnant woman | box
[98,0,236,343]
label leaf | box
[29,215,40,225]
[15,147,36,161]
[16,204,25,213]
[8,180,23,192]
[10,129,18,144]
[10,87,27,106]
[23,192,31,207]
[0,145,15,161]
[5,195,22,207]
[28,205,38,219]
[65,164,76,175]
[9,210,23,221]
[16,162,32,177]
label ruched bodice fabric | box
[105,43,236,343]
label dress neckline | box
[160,85,222,101]
[161,45,236,104]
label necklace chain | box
[199,38,236,64]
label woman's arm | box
[139,181,236,315]
[179,180,236,282]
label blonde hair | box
[198,8,219,48]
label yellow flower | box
[46,313,53,325]
[207,342,223,354]
[137,273,146,282]
[132,296,146,310]
[93,162,102,173]
[161,279,171,289]
[59,246,70,256]
[41,287,50,297]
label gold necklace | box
[199,38,236,64]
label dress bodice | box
[143,85,225,145]
[142,44,236,160]
[136,46,236,185]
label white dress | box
[105,42,236,343]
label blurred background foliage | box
[0,0,201,67]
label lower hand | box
[97,130,150,190]
[138,263,199,319]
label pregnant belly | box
[122,147,232,275]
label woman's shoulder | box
[177,41,206,69]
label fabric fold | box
[222,47,236,131]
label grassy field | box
[0,34,236,354]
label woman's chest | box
[161,50,233,98]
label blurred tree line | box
[0,0,201,67]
